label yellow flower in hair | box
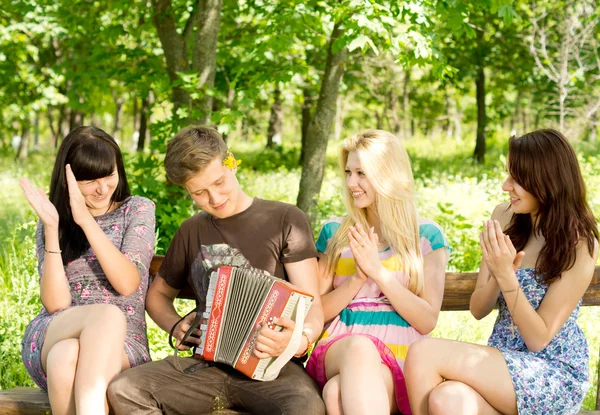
[223,150,242,170]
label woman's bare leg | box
[46,339,79,415]
[404,338,517,415]
[324,336,398,415]
[323,375,344,415]
[429,381,503,415]
[41,304,129,415]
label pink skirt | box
[306,333,412,415]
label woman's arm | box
[20,178,71,313]
[469,259,501,320]
[39,224,72,312]
[485,220,598,352]
[470,203,515,320]
[319,251,366,323]
[65,166,144,296]
[373,248,447,335]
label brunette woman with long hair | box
[404,129,598,415]
[20,126,156,415]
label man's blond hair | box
[165,126,228,186]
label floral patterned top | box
[21,196,156,391]
[488,268,589,414]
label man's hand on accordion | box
[253,317,301,359]
[173,312,203,350]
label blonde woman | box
[305,130,450,415]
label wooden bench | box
[2,254,599,414]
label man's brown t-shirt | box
[159,198,317,298]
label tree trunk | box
[16,118,31,161]
[444,88,452,139]
[375,110,383,130]
[151,0,191,114]
[191,0,222,124]
[299,85,314,166]
[33,114,40,151]
[334,94,344,141]
[510,89,522,136]
[453,99,463,144]
[137,96,150,152]
[389,80,401,135]
[242,117,250,141]
[152,0,221,124]
[68,108,77,131]
[534,110,541,130]
[401,69,411,139]
[50,105,67,149]
[266,85,283,148]
[77,112,85,128]
[473,64,487,163]
[133,95,139,134]
[296,22,346,217]
[473,28,487,164]
[47,108,58,145]
[587,112,598,143]
[112,92,124,141]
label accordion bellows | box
[194,265,314,381]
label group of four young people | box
[20,125,597,415]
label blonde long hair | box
[324,129,424,294]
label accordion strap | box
[263,295,308,381]
[169,307,202,351]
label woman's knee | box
[46,339,80,383]
[322,377,342,413]
[340,335,380,362]
[428,381,468,415]
[405,338,439,376]
[87,304,127,331]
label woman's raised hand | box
[65,164,94,226]
[348,223,386,282]
[19,178,59,229]
[480,220,525,283]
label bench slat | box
[0,387,50,414]
[442,267,600,311]
[152,255,600,311]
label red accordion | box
[194,265,314,381]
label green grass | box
[1,138,599,409]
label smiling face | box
[502,160,539,216]
[345,151,377,210]
[184,156,246,219]
[77,166,119,215]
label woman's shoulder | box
[123,196,155,212]
[417,217,444,237]
[319,217,344,235]
[417,217,448,252]
[315,217,345,253]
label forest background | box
[1,0,599,409]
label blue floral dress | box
[21,196,156,391]
[488,268,589,414]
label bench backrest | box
[149,255,600,310]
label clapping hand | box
[480,220,525,285]
[348,223,388,283]
[19,178,59,229]
[65,164,94,226]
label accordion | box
[182,265,314,381]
